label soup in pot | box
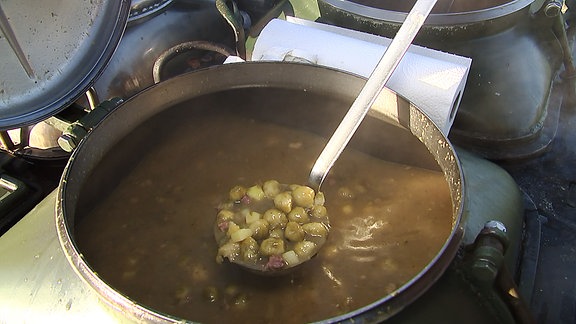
[74,88,454,323]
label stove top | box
[0,153,63,236]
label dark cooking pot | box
[316,0,563,159]
[56,62,464,323]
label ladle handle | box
[308,0,438,190]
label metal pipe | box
[497,265,537,324]
[548,5,576,104]
[0,131,15,152]
[85,87,100,110]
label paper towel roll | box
[251,18,472,135]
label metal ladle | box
[219,0,438,275]
[308,0,438,191]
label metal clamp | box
[464,221,536,324]
[57,98,123,152]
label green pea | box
[274,192,293,213]
[288,206,310,224]
[269,228,285,240]
[229,185,246,201]
[217,209,234,223]
[263,208,288,229]
[293,240,317,259]
[249,219,270,240]
[263,180,281,198]
[311,205,327,219]
[285,221,304,242]
[292,185,315,208]
[240,237,259,262]
[302,222,328,238]
[260,237,285,256]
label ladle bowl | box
[213,182,330,276]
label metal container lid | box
[0,0,130,130]
[128,0,174,25]
[319,0,534,25]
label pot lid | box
[320,0,534,24]
[0,0,130,130]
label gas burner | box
[0,143,64,235]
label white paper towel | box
[251,18,472,135]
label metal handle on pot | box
[152,41,236,84]
[57,98,124,152]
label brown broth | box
[76,110,453,323]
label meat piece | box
[218,221,229,232]
[265,255,286,271]
[240,195,251,205]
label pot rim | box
[319,0,534,25]
[55,61,465,323]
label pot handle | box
[57,98,124,153]
[152,41,236,84]
[216,0,248,59]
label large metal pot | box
[56,62,464,323]
[315,0,563,159]
[92,0,235,102]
